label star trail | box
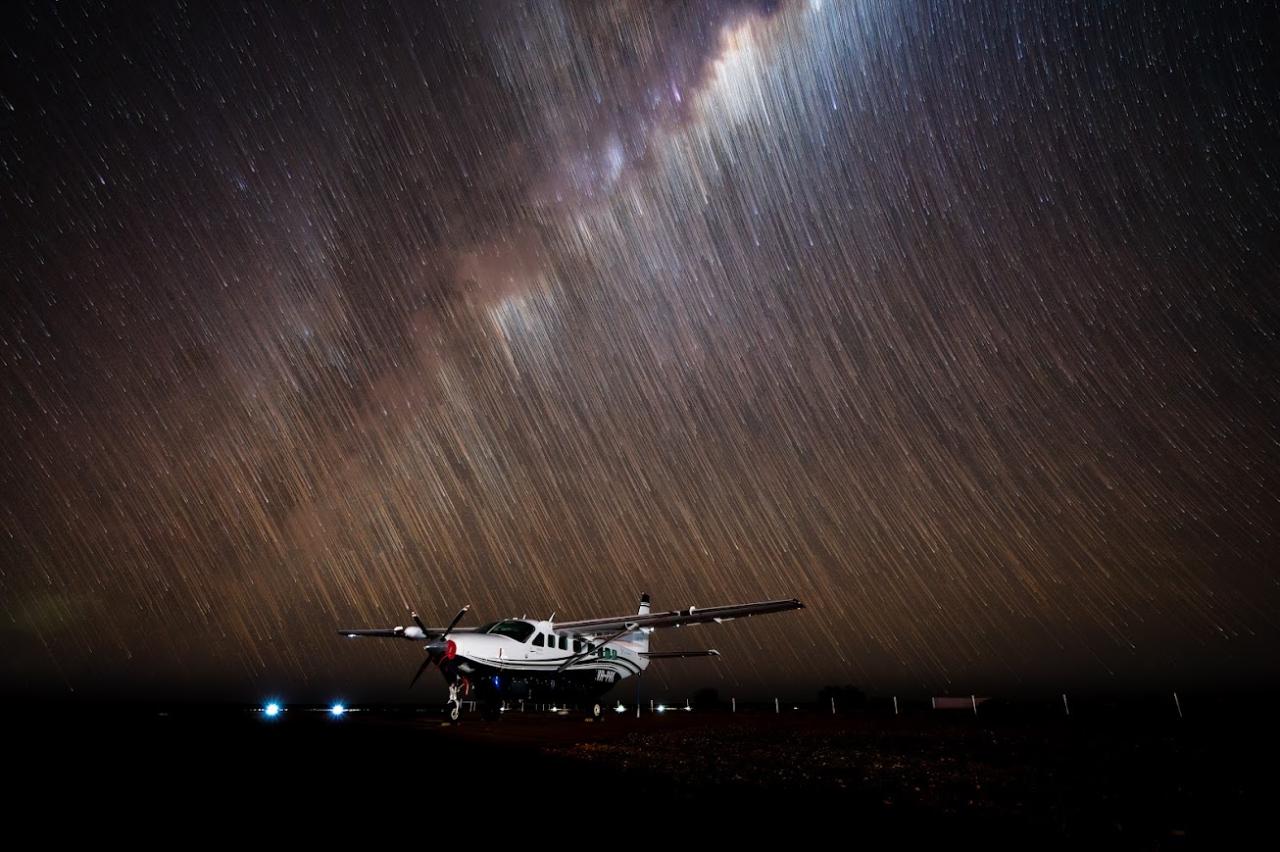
[2,0,1277,701]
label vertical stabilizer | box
[632,592,652,655]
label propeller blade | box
[442,605,471,638]
[409,609,428,634]
[409,655,434,688]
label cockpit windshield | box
[482,620,535,642]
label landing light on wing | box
[330,703,346,716]
[263,702,282,718]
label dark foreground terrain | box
[7,698,1275,844]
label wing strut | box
[556,624,635,673]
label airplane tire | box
[592,703,602,719]
[449,702,461,722]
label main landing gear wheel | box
[591,703,602,719]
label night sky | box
[3,1,1278,702]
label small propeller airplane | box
[338,593,804,720]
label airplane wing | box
[337,626,480,640]
[553,598,803,635]
[339,605,475,640]
[339,628,409,639]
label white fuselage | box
[446,620,649,684]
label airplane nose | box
[426,638,458,661]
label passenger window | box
[533,633,544,647]
[559,635,568,651]
[573,639,583,653]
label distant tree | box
[818,684,867,710]
[692,687,722,710]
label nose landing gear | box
[446,681,462,721]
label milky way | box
[2,1,1278,701]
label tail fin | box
[632,592,652,654]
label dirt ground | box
[7,702,1274,845]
